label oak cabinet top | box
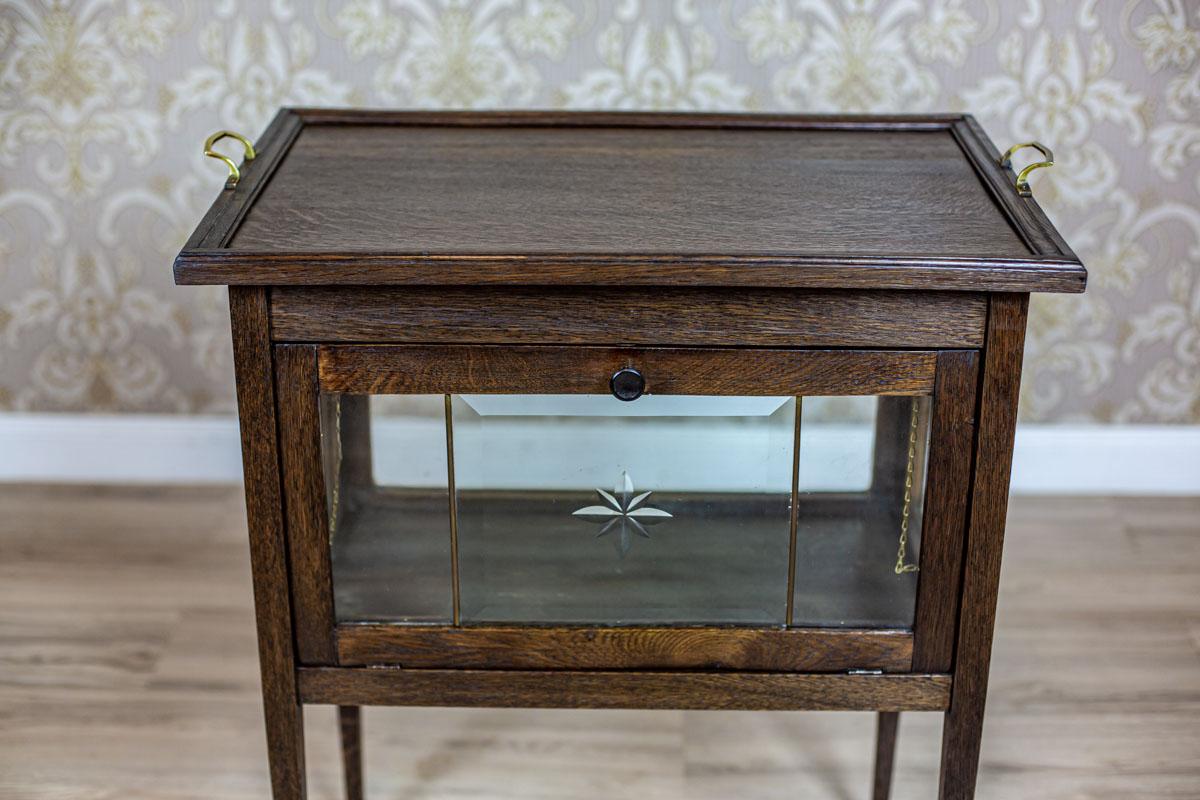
[174,109,1084,293]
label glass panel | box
[452,395,796,625]
[791,396,931,629]
[322,393,453,623]
[319,386,933,631]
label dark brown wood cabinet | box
[176,110,1085,800]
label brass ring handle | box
[999,141,1053,198]
[204,130,256,189]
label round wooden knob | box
[610,368,645,401]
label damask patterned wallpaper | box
[0,0,1196,422]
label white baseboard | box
[1009,425,1200,495]
[0,414,1196,495]
[0,414,243,484]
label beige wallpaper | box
[0,0,1196,422]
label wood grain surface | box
[230,125,1025,257]
[227,288,307,799]
[938,294,1029,800]
[336,626,913,672]
[274,344,337,666]
[316,345,937,396]
[911,350,980,672]
[270,286,988,348]
[873,712,901,800]
[173,111,1086,293]
[297,668,952,712]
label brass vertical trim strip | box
[785,397,802,627]
[444,394,461,626]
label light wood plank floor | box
[0,485,1197,799]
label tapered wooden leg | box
[938,294,1029,799]
[872,712,900,800]
[939,695,988,799]
[339,706,364,800]
[230,287,307,799]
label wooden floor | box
[0,485,1197,800]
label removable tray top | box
[175,110,1085,293]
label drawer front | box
[275,344,977,673]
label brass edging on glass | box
[785,397,802,627]
[444,394,462,626]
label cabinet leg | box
[871,711,899,800]
[339,706,364,800]
[938,294,1031,799]
[937,698,987,800]
[262,696,306,800]
[229,287,308,800]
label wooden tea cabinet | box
[175,110,1085,800]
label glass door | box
[277,345,975,672]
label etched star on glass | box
[572,470,672,558]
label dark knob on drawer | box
[610,368,645,401]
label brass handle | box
[999,141,1053,197]
[204,130,256,189]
